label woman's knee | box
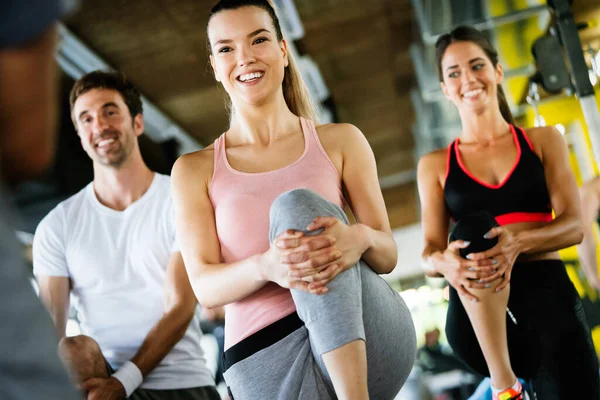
[273,188,320,207]
[462,279,508,302]
[271,189,323,218]
[269,189,345,241]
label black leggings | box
[446,260,599,399]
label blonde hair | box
[207,0,319,122]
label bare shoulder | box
[417,147,448,186]
[171,144,216,190]
[522,125,561,139]
[315,122,370,157]
[418,147,447,171]
[315,122,364,142]
[522,125,565,160]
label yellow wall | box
[520,93,600,313]
[489,0,547,110]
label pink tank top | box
[209,117,345,349]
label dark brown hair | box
[435,25,514,125]
[206,0,318,121]
[69,70,143,126]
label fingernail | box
[468,267,476,271]
[466,254,473,260]
[471,298,478,303]
[463,241,471,246]
[485,283,492,288]
[477,279,484,284]
[492,260,498,265]
[483,232,492,239]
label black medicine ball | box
[449,210,499,259]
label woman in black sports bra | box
[417,26,599,400]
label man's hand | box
[79,377,126,400]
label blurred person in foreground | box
[0,0,80,399]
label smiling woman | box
[435,27,514,126]
[417,25,599,400]
[171,0,418,399]
[205,0,317,121]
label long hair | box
[206,0,319,122]
[435,25,514,125]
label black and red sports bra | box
[444,124,553,226]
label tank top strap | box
[299,117,342,184]
[212,134,227,175]
[449,139,460,167]
[444,139,459,183]
[512,124,535,152]
[300,117,319,150]
[300,117,330,159]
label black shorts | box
[446,260,599,399]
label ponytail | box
[282,49,319,121]
[496,84,515,125]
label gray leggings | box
[223,189,416,399]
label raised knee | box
[272,188,320,211]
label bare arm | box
[171,153,268,309]
[514,127,584,253]
[338,124,397,274]
[416,151,449,278]
[0,25,59,183]
[128,253,198,377]
[578,177,600,288]
[37,276,70,339]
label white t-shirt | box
[33,173,214,390]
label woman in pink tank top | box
[171,1,416,399]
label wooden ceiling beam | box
[338,94,414,121]
[297,0,386,30]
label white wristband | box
[112,361,143,397]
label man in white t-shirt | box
[33,70,218,400]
